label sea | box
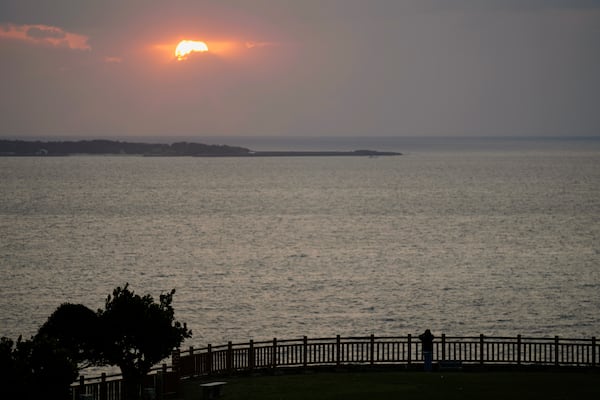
[1,136,599,348]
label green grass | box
[183,369,600,400]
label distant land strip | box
[0,139,401,157]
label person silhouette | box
[418,329,434,371]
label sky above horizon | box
[1,0,599,138]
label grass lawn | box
[183,369,600,400]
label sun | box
[175,40,209,60]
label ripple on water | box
[0,152,599,343]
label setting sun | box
[175,40,208,60]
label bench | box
[438,360,463,371]
[199,381,227,399]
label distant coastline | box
[0,139,401,157]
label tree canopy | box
[0,335,78,400]
[98,284,192,383]
[1,284,191,400]
[37,303,102,367]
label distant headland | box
[0,139,401,157]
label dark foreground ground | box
[181,369,600,400]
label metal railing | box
[72,364,177,400]
[178,334,598,377]
[72,334,598,399]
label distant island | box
[0,139,401,157]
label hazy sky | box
[1,0,599,138]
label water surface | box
[1,138,598,345]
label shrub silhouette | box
[4,284,191,400]
[37,303,102,368]
[0,335,78,400]
[98,284,191,399]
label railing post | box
[303,336,308,367]
[517,335,522,365]
[227,341,233,373]
[207,344,213,375]
[100,373,107,400]
[188,346,194,376]
[480,334,485,366]
[336,335,341,366]
[171,347,181,396]
[370,334,375,365]
[272,338,277,369]
[407,334,412,366]
[171,348,180,374]
[441,334,446,362]
[555,336,560,366]
[249,340,255,371]
[592,337,596,367]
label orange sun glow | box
[175,40,209,60]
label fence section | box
[72,364,178,400]
[73,334,598,399]
[177,334,597,378]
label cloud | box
[0,23,90,50]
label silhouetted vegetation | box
[0,284,191,400]
[38,303,103,368]
[0,335,78,400]
[0,139,402,157]
[0,139,251,156]
[98,284,192,399]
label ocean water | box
[1,137,599,347]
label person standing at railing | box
[419,329,435,371]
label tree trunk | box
[121,369,144,400]
[123,378,141,400]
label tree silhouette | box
[1,285,190,400]
[37,303,102,368]
[0,335,78,400]
[98,284,192,399]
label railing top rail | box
[342,336,391,341]
[72,372,122,385]
[188,334,598,353]
[437,336,596,342]
[274,338,307,344]
[437,336,482,340]
[249,339,280,345]
[518,336,595,342]
[74,333,600,386]
[442,336,525,341]
[75,361,174,384]
[548,337,596,342]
